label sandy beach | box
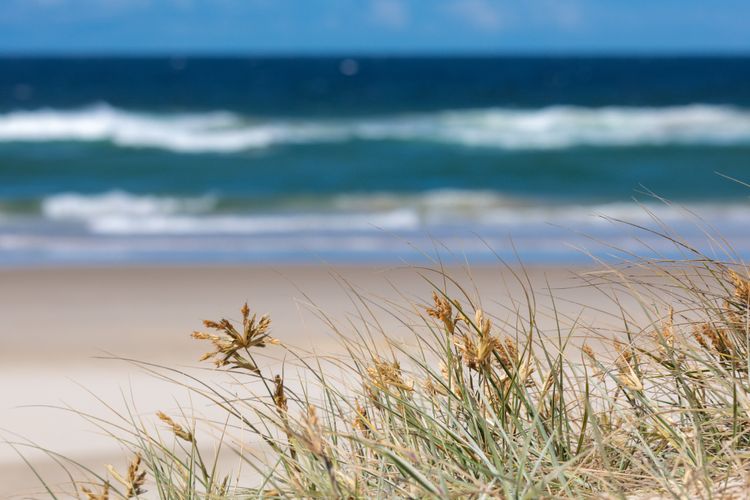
[0,262,635,496]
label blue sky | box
[1,0,749,54]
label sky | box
[1,0,749,54]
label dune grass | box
[13,217,750,499]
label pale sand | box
[0,264,628,497]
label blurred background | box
[1,0,749,264]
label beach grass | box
[13,220,750,499]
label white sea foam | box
[3,190,750,265]
[1,104,750,152]
[42,191,216,220]
[0,104,343,153]
[33,190,750,236]
[84,210,420,235]
[363,105,750,149]
[39,191,419,234]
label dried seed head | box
[273,374,288,414]
[455,324,501,371]
[581,343,596,361]
[454,331,478,370]
[613,340,642,391]
[726,270,750,331]
[352,399,370,432]
[477,334,501,368]
[81,482,110,500]
[367,359,413,393]
[517,356,535,385]
[694,324,711,351]
[300,405,326,457]
[614,340,633,366]
[306,404,319,427]
[580,343,604,378]
[191,331,219,341]
[694,322,734,367]
[497,338,519,367]
[156,411,194,442]
[192,304,278,373]
[730,269,750,305]
[216,476,230,497]
[541,370,555,394]
[126,454,146,498]
[427,291,455,334]
[439,362,450,381]
[617,368,644,391]
[422,377,445,397]
[474,308,491,337]
[107,454,146,498]
[662,307,675,348]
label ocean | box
[1,56,749,265]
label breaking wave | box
[1,104,750,152]
[30,190,750,236]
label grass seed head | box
[273,374,288,413]
[81,482,110,500]
[192,303,278,373]
[427,291,455,334]
[454,331,479,370]
[474,308,491,337]
[730,269,750,306]
[497,337,519,368]
[156,411,194,443]
[662,307,675,348]
[725,270,750,331]
[614,340,642,391]
[106,453,146,498]
[367,358,413,393]
[695,322,733,359]
[581,343,596,361]
[352,399,370,433]
[694,324,712,351]
[580,343,604,378]
[299,405,326,458]
[614,340,633,367]
[422,376,447,397]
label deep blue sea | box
[1,56,749,265]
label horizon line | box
[1,49,749,59]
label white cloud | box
[445,0,505,32]
[369,0,409,30]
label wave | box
[0,105,339,152]
[38,191,420,234]
[42,191,216,219]
[29,190,750,236]
[1,104,750,152]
